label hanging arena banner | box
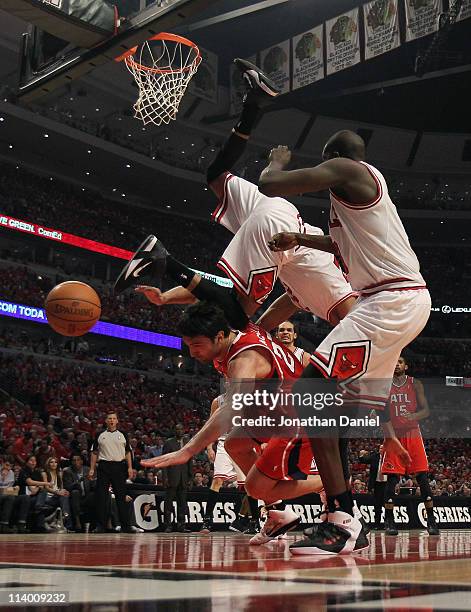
[128,488,471,531]
[364,0,401,60]
[404,0,442,42]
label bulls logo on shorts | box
[250,269,277,303]
[311,340,370,382]
[333,346,367,380]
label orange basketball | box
[45,281,101,337]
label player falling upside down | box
[141,302,338,546]
[114,58,356,334]
[381,355,439,536]
[260,112,431,552]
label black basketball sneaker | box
[233,58,281,107]
[114,234,168,293]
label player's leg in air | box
[113,59,280,329]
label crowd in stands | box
[34,103,471,211]
[0,347,469,530]
[0,162,228,276]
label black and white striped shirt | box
[91,429,131,462]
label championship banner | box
[364,0,401,60]
[230,55,257,115]
[292,25,324,90]
[326,8,361,75]
[188,45,218,104]
[260,39,291,94]
[457,0,471,21]
[129,488,471,531]
[404,0,442,42]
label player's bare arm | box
[406,379,430,421]
[206,396,221,462]
[268,232,335,254]
[382,420,412,467]
[256,293,298,331]
[141,349,269,469]
[135,284,198,305]
[259,146,377,203]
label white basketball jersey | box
[292,346,306,364]
[328,162,426,295]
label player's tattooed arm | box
[258,147,361,197]
[135,285,197,305]
[140,351,265,469]
[268,232,335,254]
[256,292,298,331]
[407,379,430,421]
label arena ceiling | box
[0,0,470,132]
[0,1,470,244]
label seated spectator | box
[16,455,49,532]
[0,459,18,533]
[192,472,207,490]
[39,457,72,531]
[133,470,149,485]
[62,454,94,532]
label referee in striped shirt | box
[89,412,133,532]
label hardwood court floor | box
[0,530,470,610]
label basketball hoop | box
[116,33,201,126]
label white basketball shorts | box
[309,288,432,410]
[213,439,245,485]
[210,172,355,321]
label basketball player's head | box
[322,130,366,162]
[394,355,408,376]
[178,301,231,364]
[276,320,297,347]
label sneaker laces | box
[316,521,349,545]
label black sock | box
[166,255,198,288]
[204,489,219,521]
[206,132,249,183]
[235,102,260,137]
[191,279,249,330]
[385,500,395,521]
[247,496,260,520]
[328,491,354,516]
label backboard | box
[13,0,221,101]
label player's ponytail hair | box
[177,301,231,339]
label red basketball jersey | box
[214,322,304,385]
[388,375,420,433]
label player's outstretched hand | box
[268,232,299,252]
[383,437,411,467]
[268,145,292,167]
[135,285,167,305]
[141,448,191,469]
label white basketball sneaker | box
[249,507,300,545]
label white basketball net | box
[121,34,201,126]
